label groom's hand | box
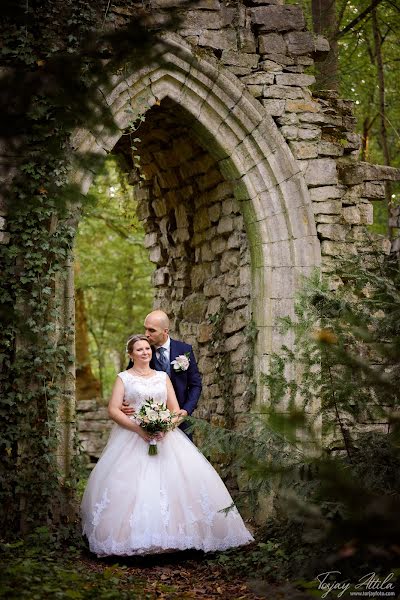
[121,401,135,416]
[178,409,188,417]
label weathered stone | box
[77,400,97,412]
[275,73,316,87]
[152,0,221,8]
[359,202,373,225]
[285,99,319,113]
[225,271,239,286]
[152,197,167,217]
[152,267,169,287]
[221,50,259,68]
[220,250,240,272]
[314,34,330,54]
[298,127,321,141]
[206,296,222,317]
[175,204,189,228]
[310,185,344,201]
[258,33,286,55]
[198,169,222,191]
[318,140,344,157]
[157,170,179,188]
[284,31,314,55]
[232,373,248,396]
[204,276,225,297]
[261,98,286,116]
[199,28,237,51]
[289,140,319,159]
[299,112,343,126]
[191,264,212,289]
[342,206,361,224]
[321,241,357,256]
[224,332,244,352]
[338,160,400,185]
[362,181,385,199]
[217,215,234,234]
[197,323,213,343]
[250,5,305,32]
[136,198,151,221]
[262,85,304,99]
[180,154,215,178]
[260,52,294,66]
[300,158,338,186]
[193,206,211,232]
[241,72,274,85]
[258,59,282,72]
[238,28,257,53]
[143,232,158,248]
[208,203,221,223]
[149,246,162,263]
[198,356,217,374]
[223,306,250,334]
[0,216,6,230]
[227,230,243,249]
[312,200,342,215]
[222,197,240,215]
[211,237,227,254]
[180,10,223,30]
[182,293,207,323]
[226,65,253,76]
[317,223,349,241]
[247,84,263,98]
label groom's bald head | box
[144,310,170,346]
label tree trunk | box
[372,7,393,239]
[75,286,101,400]
[312,0,339,91]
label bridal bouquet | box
[135,398,175,455]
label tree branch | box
[337,0,385,38]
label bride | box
[81,334,254,557]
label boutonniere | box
[171,352,190,372]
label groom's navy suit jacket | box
[127,338,202,435]
[154,338,202,416]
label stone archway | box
[65,32,321,480]
[72,33,320,370]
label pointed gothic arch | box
[71,32,320,378]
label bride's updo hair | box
[126,334,149,355]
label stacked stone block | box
[77,399,112,468]
[118,98,253,427]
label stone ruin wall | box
[3,0,400,465]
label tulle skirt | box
[81,424,254,556]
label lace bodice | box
[118,370,167,411]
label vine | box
[0,0,180,537]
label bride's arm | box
[108,377,152,441]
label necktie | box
[158,347,170,375]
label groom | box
[122,309,202,438]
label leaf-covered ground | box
[1,543,272,600]
[81,549,266,599]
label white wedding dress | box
[81,370,254,557]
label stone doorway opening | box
[113,97,255,431]
[74,156,154,467]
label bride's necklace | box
[132,367,152,377]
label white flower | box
[145,408,158,421]
[171,353,190,371]
[159,410,171,422]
